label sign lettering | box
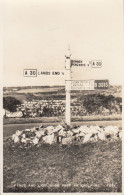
[94,80,109,89]
[91,60,102,68]
[24,69,65,77]
[66,80,109,90]
[24,69,37,77]
[71,59,102,68]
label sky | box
[3,0,124,87]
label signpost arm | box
[65,49,71,125]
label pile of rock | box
[11,124,122,147]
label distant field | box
[3,86,64,94]
[16,87,64,93]
[3,85,122,110]
[3,85,122,97]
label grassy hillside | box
[3,85,122,118]
[3,85,122,102]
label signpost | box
[65,50,109,125]
[24,49,109,126]
[65,49,71,126]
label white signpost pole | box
[65,49,71,125]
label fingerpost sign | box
[65,50,109,125]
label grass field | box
[3,114,122,125]
[3,140,122,192]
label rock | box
[78,132,85,137]
[32,137,39,145]
[42,134,55,144]
[83,133,92,144]
[46,126,54,131]
[74,134,81,142]
[90,135,98,142]
[78,126,89,134]
[97,132,106,141]
[104,126,119,136]
[62,137,72,145]
[35,130,45,138]
[72,128,80,134]
[90,137,94,142]
[22,134,26,139]
[21,138,27,143]
[89,126,100,134]
[54,125,64,132]
[15,130,22,136]
[12,134,16,140]
[94,134,98,142]
[58,129,66,137]
[31,127,36,132]
[25,129,31,132]
[72,135,77,141]
[67,130,73,137]
[46,126,55,135]
[91,125,103,132]
[12,135,20,143]
[75,133,80,139]
[119,132,122,140]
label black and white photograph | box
[2,0,123,193]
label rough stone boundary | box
[8,124,122,148]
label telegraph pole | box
[65,48,71,125]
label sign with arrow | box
[24,69,65,77]
[66,79,109,91]
[71,59,102,68]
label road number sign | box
[24,69,37,77]
[94,80,109,89]
[91,60,102,68]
